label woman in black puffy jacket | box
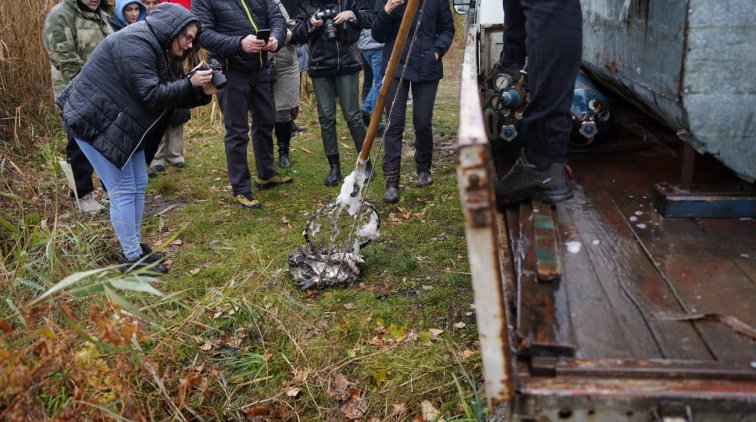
[57,3,219,272]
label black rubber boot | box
[275,122,292,168]
[416,162,433,188]
[325,154,342,187]
[383,170,400,203]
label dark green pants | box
[312,73,366,157]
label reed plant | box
[0,0,59,147]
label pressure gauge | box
[493,73,514,91]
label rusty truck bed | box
[455,26,756,421]
[493,102,756,419]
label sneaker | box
[152,164,167,173]
[140,243,165,260]
[173,162,186,169]
[116,251,168,275]
[254,174,293,190]
[77,193,105,214]
[235,192,262,209]
[494,151,573,207]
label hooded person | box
[43,0,115,214]
[108,0,148,31]
[56,3,221,273]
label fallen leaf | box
[200,342,213,351]
[165,310,177,319]
[429,328,444,339]
[170,239,183,246]
[391,402,408,416]
[299,146,313,154]
[244,406,271,417]
[421,400,444,422]
[397,207,412,219]
[189,267,201,276]
[341,395,367,420]
[343,303,354,310]
[372,369,388,387]
[454,322,467,329]
[293,367,311,384]
[328,373,352,401]
[286,387,301,397]
[462,349,477,359]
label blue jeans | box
[360,48,383,115]
[76,139,147,261]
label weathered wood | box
[531,202,562,282]
[514,203,574,357]
[554,198,662,359]
[576,151,753,361]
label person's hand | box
[263,37,279,52]
[285,28,293,43]
[203,83,220,96]
[188,68,213,88]
[241,34,266,53]
[333,10,355,24]
[435,52,439,61]
[384,0,404,14]
[310,14,323,28]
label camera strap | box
[239,0,264,66]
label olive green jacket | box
[43,0,114,96]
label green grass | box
[0,73,486,419]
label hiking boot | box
[235,192,262,209]
[173,161,186,169]
[416,163,433,188]
[494,151,573,207]
[147,167,157,178]
[254,174,293,190]
[324,154,341,187]
[77,193,105,214]
[152,164,166,173]
[383,171,400,203]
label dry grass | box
[0,0,59,146]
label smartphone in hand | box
[256,29,271,43]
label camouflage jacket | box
[43,0,115,96]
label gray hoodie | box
[357,28,383,50]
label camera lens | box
[324,20,337,41]
[211,71,227,89]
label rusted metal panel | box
[456,26,515,407]
[529,358,756,380]
[580,0,756,182]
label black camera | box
[195,58,227,89]
[315,8,339,41]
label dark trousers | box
[218,69,277,195]
[65,132,96,198]
[382,79,439,173]
[502,0,582,166]
[361,53,373,102]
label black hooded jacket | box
[192,0,286,75]
[291,0,372,77]
[56,3,211,169]
[371,0,454,82]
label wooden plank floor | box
[495,99,756,364]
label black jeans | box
[502,0,582,166]
[382,79,439,173]
[65,132,96,198]
[217,69,277,195]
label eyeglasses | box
[180,34,195,47]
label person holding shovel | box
[372,0,455,203]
